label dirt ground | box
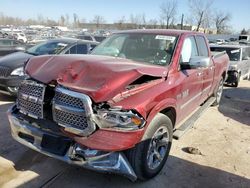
[0,80,249,188]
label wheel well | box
[160,107,176,128]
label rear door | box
[195,35,215,101]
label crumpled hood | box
[26,55,168,102]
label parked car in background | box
[239,34,250,42]
[8,30,229,181]
[210,44,250,87]
[76,34,96,41]
[93,35,107,42]
[0,38,26,57]
[13,33,28,43]
[0,38,99,96]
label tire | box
[125,113,173,180]
[212,77,224,106]
[232,75,239,87]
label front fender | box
[145,97,177,129]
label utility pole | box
[181,14,184,30]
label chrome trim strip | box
[0,89,12,96]
[54,103,85,114]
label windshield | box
[91,33,178,66]
[27,41,70,55]
[210,47,241,61]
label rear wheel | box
[212,77,224,106]
[125,113,173,180]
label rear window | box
[196,36,209,57]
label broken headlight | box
[95,109,146,131]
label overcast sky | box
[0,0,249,32]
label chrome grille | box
[54,108,88,130]
[17,80,46,118]
[0,66,11,77]
[54,91,84,109]
[52,87,96,136]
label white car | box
[13,33,27,43]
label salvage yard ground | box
[0,80,250,188]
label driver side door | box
[177,35,203,122]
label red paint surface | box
[62,128,144,151]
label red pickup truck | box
[8,30,229,181]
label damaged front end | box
[8,105,137,181]
[8,79,148,181]
[8,54,168,180]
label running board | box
[173,97,216,140]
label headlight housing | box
[95,109,146,131]
[11,67,25,76]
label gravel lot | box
[0,80,249,188]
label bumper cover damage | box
[8,105,137,181]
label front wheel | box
[212,77,224,106]
[125,113,173,180]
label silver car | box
[210,45,250,87]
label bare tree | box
[148,19,158,29]
[188,0,213,31]
[116,16,126,29]
[160,0,178,29]
[91,15,106,29]
[241,28,248,34]
[60,15,65,26]
[65,14,70,26]
[73,13,79,28]
[214,11,231,34]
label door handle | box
[197,72,203,76]
[210,66,214,70]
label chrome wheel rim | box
[146,126,169,170]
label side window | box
[180,36,198,63]
[90,44,97,52]
[66,45,77,54]
[196,36,209,57]
[76,44,88,54]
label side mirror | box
[189,57,210,68]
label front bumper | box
[7,105,137,181]
[0,75,25,96]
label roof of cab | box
[115,29,201,36]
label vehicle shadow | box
[219,86,250,126]
[8,154,249,188]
